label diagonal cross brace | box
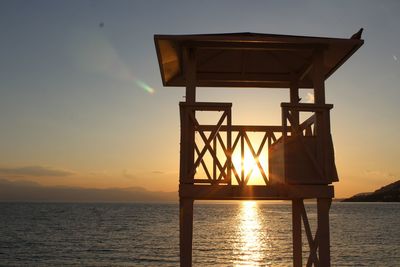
[194,144,213,181]
[188,111,227,180]
[243,132,270,185]
[243,132,269,185]
[300,201,320,267]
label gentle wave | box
[0,202,399,266]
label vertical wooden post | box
[317,198,331,267]
[184,46,196,104]
[282,107,288,138]
[180,198,194,267]
[312,48,327,179]
[179,104,187,184]
[290,78,300,135]
[226,108,232,185]
[180,46,197,267]
[292,199,303,267]
[183,46,197,183]
[213,137,217,182]
[240,130,245,185]
[312,48,325,105]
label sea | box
[0,202,399,266]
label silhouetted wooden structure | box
[155,31,363,267]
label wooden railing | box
[281,102,333,138]
[196,125,284,186]
[279,102,337,183]
[180,102,335,186]
[180,102,232,185]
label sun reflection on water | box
[234,201,269,267]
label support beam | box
[292,199,303,267]
[317,198,331,267]
[182,46,197,183]
[180,185,334,200]
[184,40,327,51]
[180,198,194,267]
[183,47,197,103]
[289,78,300,134]
[312,48,325,105]
[312,48,327,177]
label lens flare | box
[71,28,156,95]
[134,80,155,94]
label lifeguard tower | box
[155,31,363,267]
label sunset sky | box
[1,0,399,198]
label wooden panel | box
[179,184,334,200]
[269,136,337,185]
[269,137,285,184]
[284,136,325,184]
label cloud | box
[362,169,397,181]
[152,170,164,174]
[122,169,136,179]
[305,92,314,103]
[0,166,74,177]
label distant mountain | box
[0,179,177,202]
[343,180,400,202]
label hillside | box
[0,179,177,202]
[343,180,400,202]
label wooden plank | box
[240,130,245,184]
[213,137,217,180]
[317,198,331,267]
[184,40,327,51]
[312,48,325,105]
[169,75,301,88]
[297,136,325,180]
[281,102,333,111]
[290,79,300,133]
[179,106,188,184]
[215,133,229,181]
[195,79,298,88]
[183,47,196,103]
[192,179,229,184]
[199,125,287,132]
[298,61,313,81]
[300,202,320,267]
[292,199,303,267]
[299,114,316,132]
[194,144,212,182]
[230,132,242,184]
[179,101,232,110]
[282,107,288,138]
[179,198,194,267]
[226,109,232,185]
[197,72,292,84]
[180,47,196,185]
[179,184,334,200]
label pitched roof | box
[154,31,363,88]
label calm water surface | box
[0,202,399,266]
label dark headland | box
[343,180,400,202]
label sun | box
[232,148,268,185]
